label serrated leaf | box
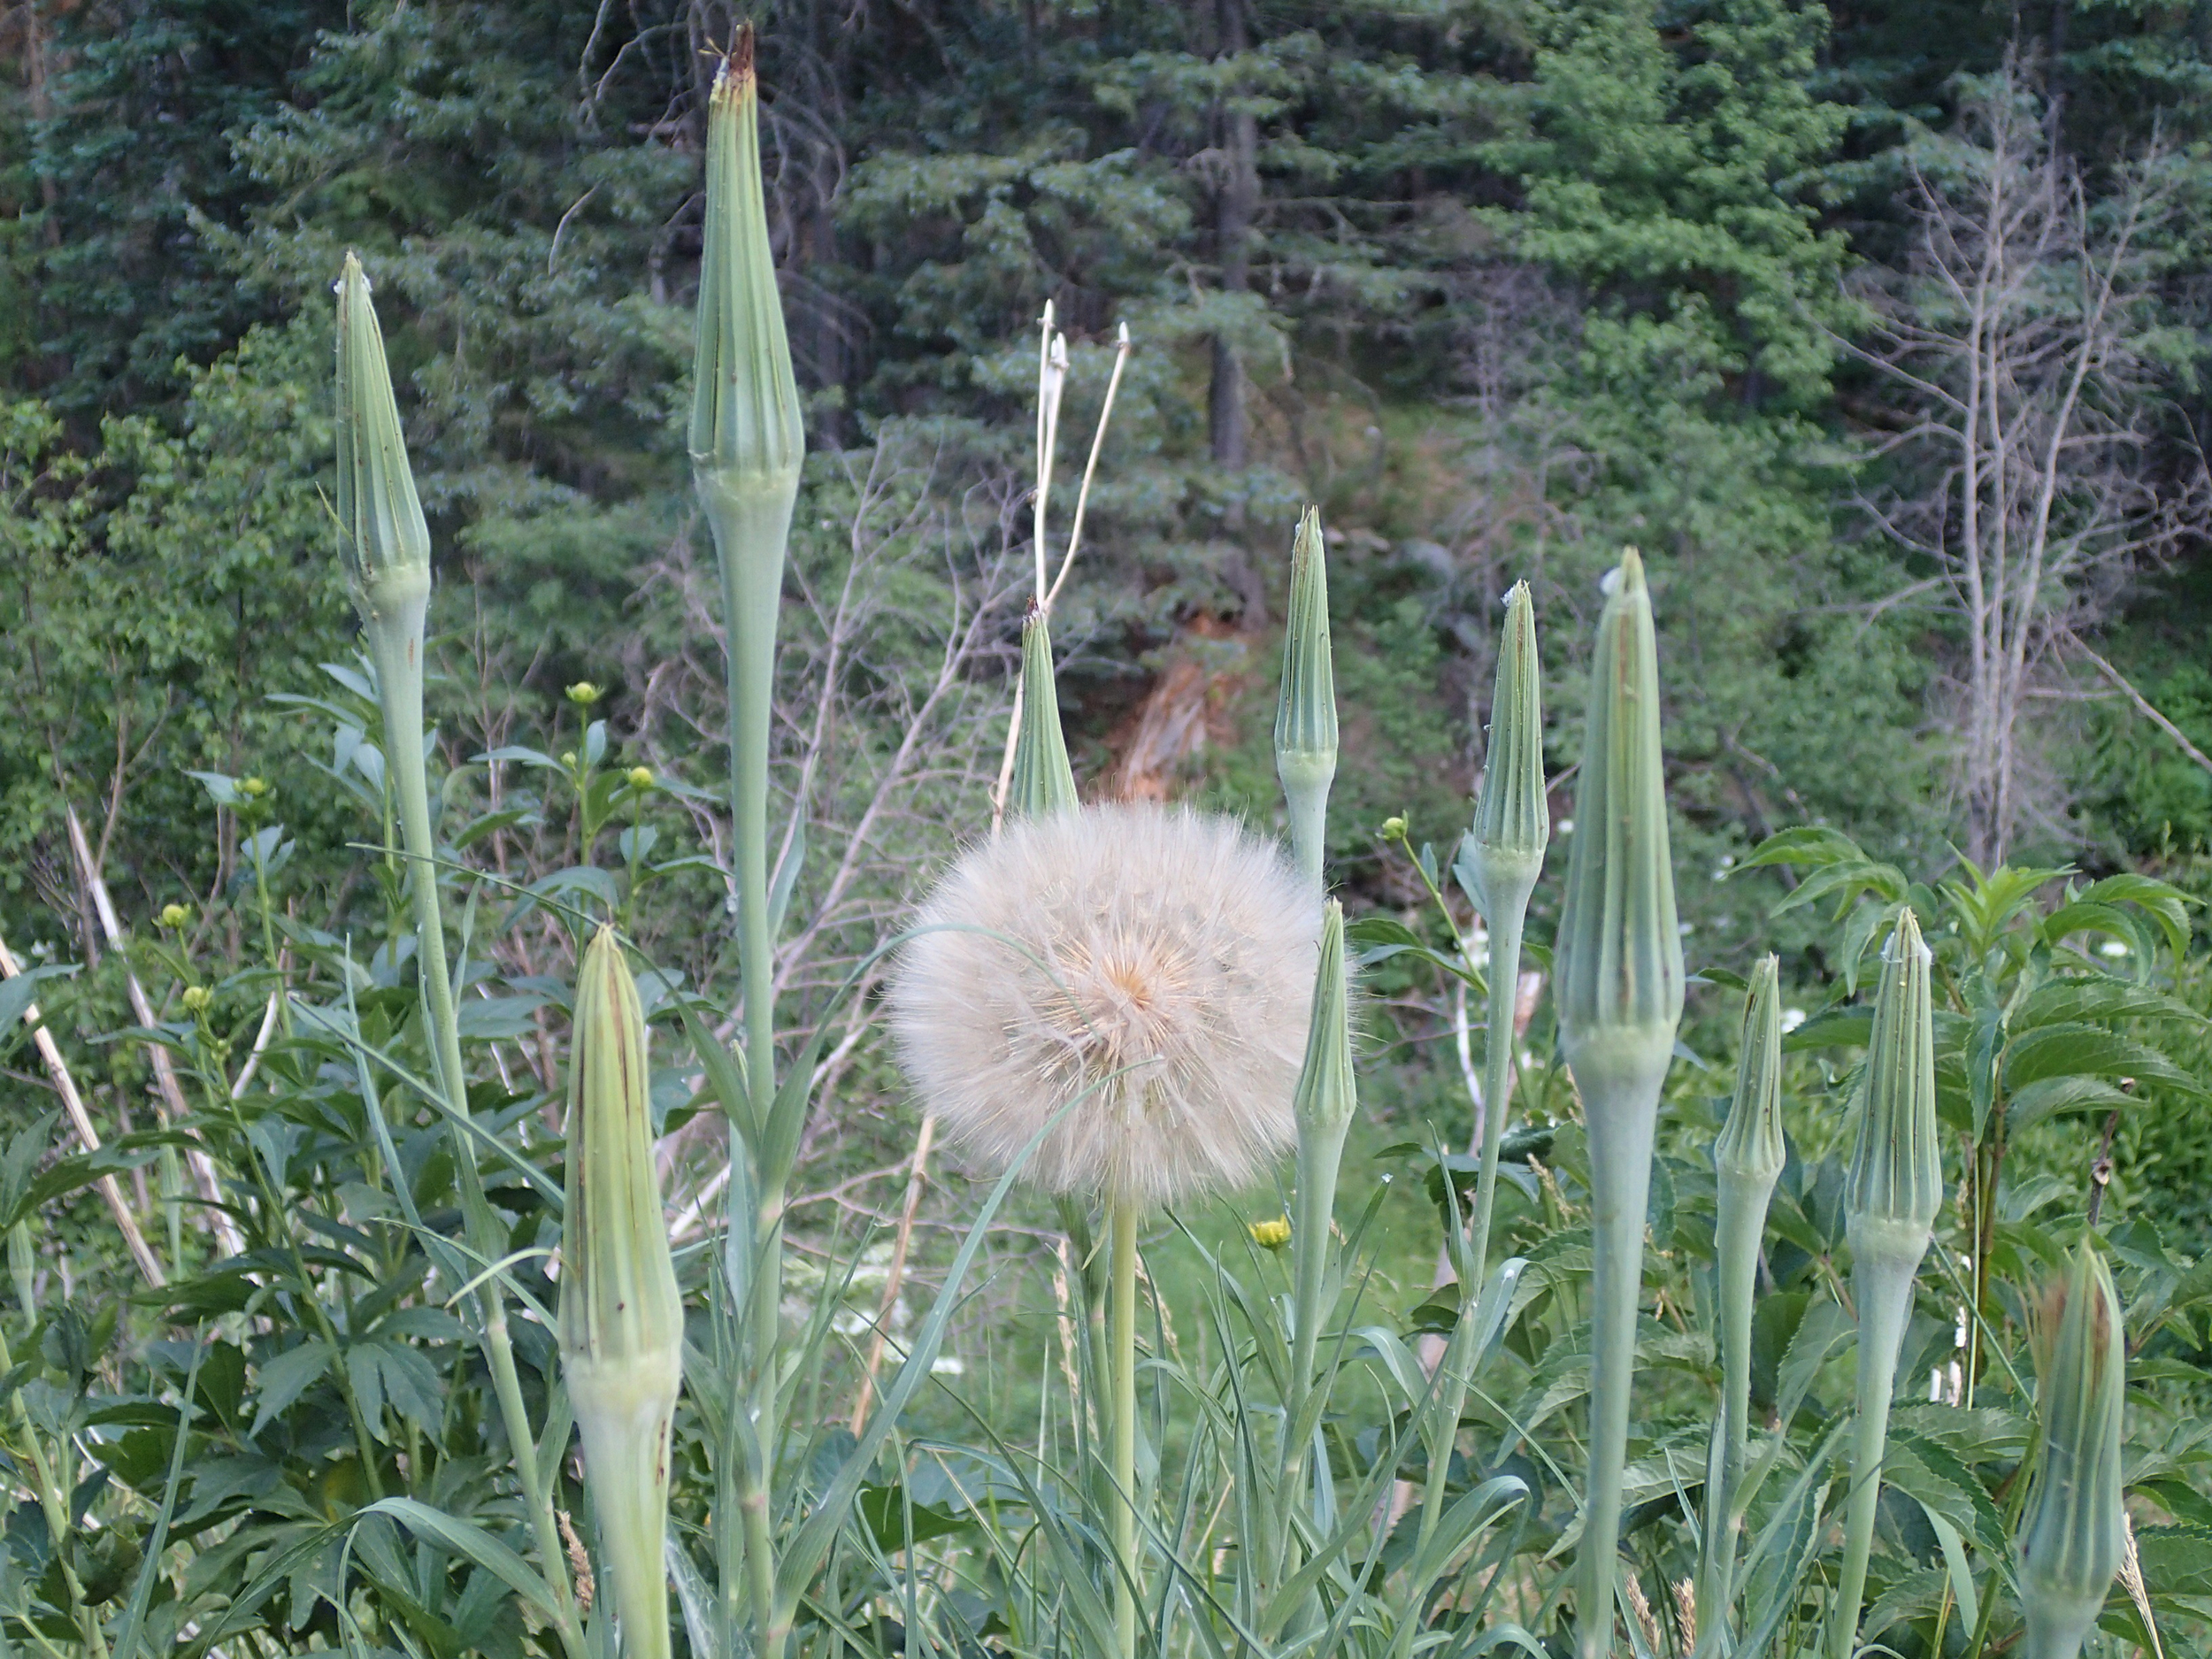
[249,1340,335,1437]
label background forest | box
[9,0,2212,1653]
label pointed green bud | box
[1716,955,1786,1194]
[688,27,803,498]
[334,252,431,633]
[1554,549,1681,1659]
[2017,1246,2127,1659]
[1289,899,1356,1397]
[1009,602,1079,819]
[1705,953,1786,1604]
[1845,909,1942,1265]
[1465,580,1548,921]
[1293,900,1356,1140]
[1832,909,1944,1659]
[1274,506,1338,884]
[1555,549,1683,1094]
[562,927,682,1659]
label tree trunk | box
[1209,0,1255,472]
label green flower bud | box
[1293,900,1356,1142]
[567,680,603,708]
[626,766,655,791]
[2016,1247,2127,1659]
[1845,909,1943,1262]
[334,252,431,632]
[689,28,803,502]
[1274,506,1338,883]
[157,903,190,930]
[1716,955,1786,1194]
[181,986,211,1015]
[1832,908,1944,1659]
[1555,549,1684,1071]
[1552,549,1681,1659]
[562,927,683,1659]
[1704,954,1786,1614]
[1289,899,1356,1397]
[1008,602,1079,819]
[1465,580,1548,923]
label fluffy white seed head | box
[888,803,1322,1209]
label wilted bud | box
[562,927,683,1659]
[1465,581,1548,921]
[2016,1248,2127,1659]
[334,252,431,631]
[1846,910,1942,1265]
[1274,506,1338,884]
[1008,602,1079,819]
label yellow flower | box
[1249,1216,1292,1250]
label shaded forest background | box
[9,0,2212,1251]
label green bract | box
[2017,1247,2127,1659]
[1552,548,1681,1659]
[563,927,684,1659]
[1009,603,1079,819]
[1274,506,1337,884]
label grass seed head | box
[888,803,1322,1208]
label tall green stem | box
[1831,1243,1920,1659]
[1466,895,1528,1293]
[1110,1191,1141,1659]
[1572,1033,1671,1659]
[367,615,584,1659]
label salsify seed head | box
[887,803,1322,1209]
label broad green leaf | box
[249,1340,335,1437]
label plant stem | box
[367,616,585,1659]
[1572,1033,1671,1659]
[1466,895,1528,1294]
[1110,1190,1141,1659]
[1831,1245,1920,1659]
[1699,1173,1767,1640]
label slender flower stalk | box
[1554,549,1684,1659]
[1463,581,1547,1291]
[1009,602,1079,819]
[563,929,685,1659]
[1274,506,1337,885]
[2016,1247,2127,1659]
[1832,910,1942,1659]
[334,254,584,1659]
[1699,955,1786,1634]
[690,27,804,1121]
[1265,900,1356,1640]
